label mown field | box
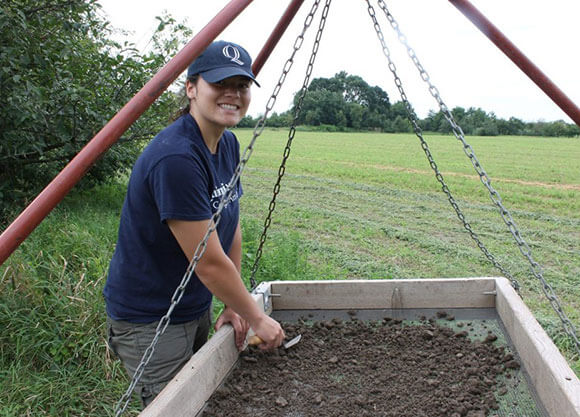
[1,129,578,416]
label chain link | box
[114,218,219,415]
[114,3,578,412]
[364,0,519,291]
[250,0,332,289]
[372,0,580,356]
[114,1,329,414]
[115,154,251,414]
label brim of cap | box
[200,67,260,87]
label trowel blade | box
[283,334,301,349]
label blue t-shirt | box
[103,114,242,323]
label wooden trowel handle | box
[248,335,263,346]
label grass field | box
[1,129,578,416]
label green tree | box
[496,117,524,135]
[451,106,466,122]
[296,71,391,130]
[474,120,499,136]
[546,120,576,137]
[345,102,364,130]
[390,101,411,119]
[296,89,347,127]
[388,101,416,132]
[391,115,412,133]
[261,111,292,128]
[236,114,257,128]
[421,110,446,132]
[0,0,192,223]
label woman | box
[103,40,285,407]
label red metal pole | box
[0,0,254,265]
[448,0,580,127]
[252,0,305,76]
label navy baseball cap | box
[187,40,260,87]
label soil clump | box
[203,313,519,417]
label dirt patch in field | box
[203,312,523,417]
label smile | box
[219,104,238,110]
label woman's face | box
[187,75,252,129]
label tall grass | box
[0,183,138,416]
[0,130,578,415]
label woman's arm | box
[167,219,284,349]
[228,221,242,273]
[216,221,248,349]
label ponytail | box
[172,75,199,121]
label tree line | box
[239,71,580,138]
[2,1,578,223]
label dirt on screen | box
[203,311,523,417]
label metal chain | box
[364,0,519,291]
[114,4,578,412]
[250,0,332,289]
[373,0,580,356]
[114,158,247,414]
[114,1,328,414]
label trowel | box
[247,334,302,349]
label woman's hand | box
[215,306,250,351]
[251,314,285,351]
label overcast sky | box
[98,0,580,123]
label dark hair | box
[172,74,200,121]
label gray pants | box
[106,309,211,408]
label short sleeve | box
[148,154,213,222]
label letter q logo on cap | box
[222,45,243,65]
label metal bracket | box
[253,282,280,313]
